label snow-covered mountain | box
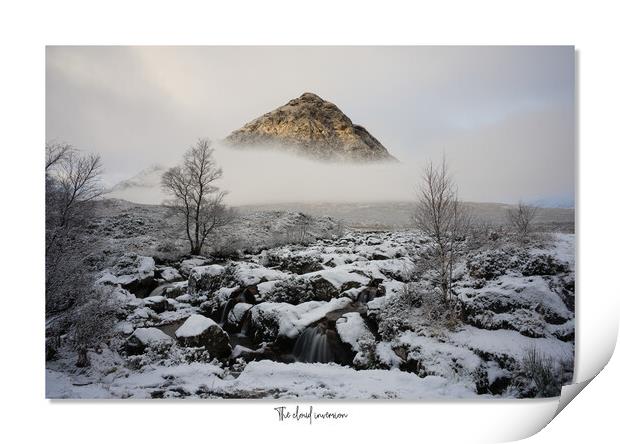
[106,164,168,204]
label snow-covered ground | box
[46,205,575,400]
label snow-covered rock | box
[143,295,170,314]
[188,264,227,294]
[457,275,573,334]
[336,312,374,353]
[157,266,183,282]
[227,302,252,329]
[97,253,157,297]
[125,327,173,354]
[179,257,211,277]
[248,297,352,342]
[175,315,232,359]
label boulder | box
[143,295,170,314]
[307,275,340,300]
[226,302,253,331]
[162,281,189,299]
[335,312,375,366]
[179,257,210,277]
[125,327,173,355]
[188,264,227,294]
[156,266,183,282]
[97,253,157,298]
[175,314,232,359]
[356,278,385,303]
[247,297,352,343]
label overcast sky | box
[46,46,575,206]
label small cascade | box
[239,312,251,336]
[220,299,236,325]
[292,326,336,363]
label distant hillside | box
[236,201,575,232]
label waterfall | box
[220,299,236,325]
[292,326,335,363]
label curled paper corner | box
[534,324,619,439]
[555,378,593,417]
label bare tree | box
[413,158,470,302]
[507,201,538,243]
[45,142,73,171]
[45,142,113,366]
[162,139,234,256]
[46,144,104,314]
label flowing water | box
[292,325,336,363]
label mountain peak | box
[224,93,396,162]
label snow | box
[160,267,182,282]
[394,331,483,379]
[114,321,134,335]
[48,224,574,399]
[46,369,111,399]
[132,327,173,345]
[375,342,402,368]
[449,325,573,362]
[232,262,290,286]
[335,312,374,352]
[175,314,217,338]
[302,266,369,288]
[190,264,226,279]
[230,360,480,399]
[251,297,352,339]
[136,256,156,276]
[96,254,155,287]
[48,360,481,400]
[179,257,210,276]
[257,280,280,295]
[228,302,252,325]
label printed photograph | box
[45,46,575,399]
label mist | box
[211,144,415,205]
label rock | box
[246,298,352,343]
[125,327,173,355]
[156,266,183,282]
[162,281,189,299]
[262,250,324,274]
[224,92,397,162]
[97,253,158,297]
[356,278,385,303]
[143,295,170,314]
[175,314,232,359]
[188,264,227,294]
[179,257,210,277]
[226,302,253,331]
[307,275,340,301]
[230,285,258,304]
[458,277,573,334]
[335,312,375,366]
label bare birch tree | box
[507,201,538,243]
[413,158,470,302]
[162,139,234,256]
